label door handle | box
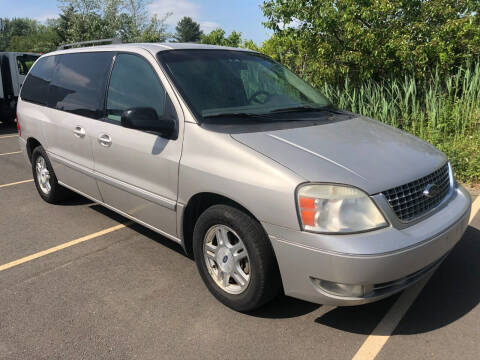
[73,126,86,138]
[98,133,112,147]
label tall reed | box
[319,63,480,182]
[320,63,480,140]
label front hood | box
[231,116,446,194]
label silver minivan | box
[17,43,472,311]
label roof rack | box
[57,38,122,50]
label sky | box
[0,0,273,44]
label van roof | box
[45,42,255,57]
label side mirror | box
[121,107,176,138]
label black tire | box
[31,146,72,203]
[193,204,281,312]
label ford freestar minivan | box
[17,43,472,311]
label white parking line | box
[352,275,433,360]
[0,151,22,156]
[470,195,480,223]
[0,179,34,188]
[0,134,18,139]
[352,195,480,360]
[0,223,131,273]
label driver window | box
[106,53,166,122]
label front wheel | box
[193,204,281,312]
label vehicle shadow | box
[0,121,17,136]
[315,225,480,335]
[89,203,187,257]
[82,195,479,324]
[88,201,321,318]
[249,295,322,318]
[59,192,94,206]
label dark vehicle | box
[0,52,40,124]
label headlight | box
[297,184,387,233]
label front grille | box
[383,163,451,222]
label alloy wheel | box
[203,224,251,294]
[35,156,51,194]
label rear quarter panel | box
[17,98,49,154]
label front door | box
[92,52,183,237]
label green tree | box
[224,31,242,47]
[201,28,242,47]
[260,34,309,77]
[0,18,39,51]
[7,26,60,53]
[140,13,170,42]
[242,39,260,52]
[262,0,480,85]
[200,28,225,45]
[56,0,110,42]
[55,5,77,43]
[57,0,170,44]
[174,16,203,42]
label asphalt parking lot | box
[0,121,479,360]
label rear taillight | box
[16,114,21,136]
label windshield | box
[157,50,331,121]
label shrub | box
[319,63,480,183]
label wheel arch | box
[26,137,42,162]
[180,192,265,258]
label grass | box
[319,63,480,183]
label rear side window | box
[49,52,113,119]
[106,53,166,122]
[21,56,56,105]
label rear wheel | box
[31,146,72,203]
[193,204,281,312]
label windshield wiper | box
[202,108,339,122]
[203,112,265,118]
[269,105,341,114]
[202,112,283,122]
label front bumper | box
[265,184,471,306]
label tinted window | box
[20,56,56,105]
[106,53,166,122]
[158,50,330,121]
[50,52,113,119]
